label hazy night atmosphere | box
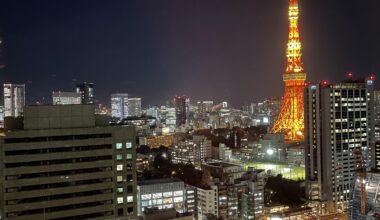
[0,0,379,106]
[0,1,379,220]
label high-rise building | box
[0,104,137,219]
[128,98,142,117]
[76,82,94,104]
[111,93,129,119]
[373,90,380,140]
[304,78,374,212]
[52,91,81,105]
[272,0,307,141]
[173,96,187,126]
[3,83,25,117]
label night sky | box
[0,0,379,107]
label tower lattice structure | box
[271,0,306,141]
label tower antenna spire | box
[271,0,306,141]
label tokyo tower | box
[271,0,306,141]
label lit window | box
[126,142,132,149]
[116,143,123,149]
[117,176,123,182]
[127,196,133,203]
[118,187,123,193]
[126,154,132,160]
[117,164,123,171]
[117,154,123,160]
[117,197,124,204]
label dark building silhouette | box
[173,96,187,126]
[76,82,94,104]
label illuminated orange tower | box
[271,0,306,141]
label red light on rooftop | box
[321,80,329,86]
[347,72,353,78]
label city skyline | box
[0,0,379,106]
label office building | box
[202,162,244,184]
[76,82,94,104]
[111,93,129,119]
[171,135,211,168]
[52,91,81,105]
[305,78,375,212]
[374,90,380,141]
[3,84,25,117]
[142,207,193,220]
[218,143,232,161]
[286,143,305,166]
[184,185,196,213]
[0,104,137,219]
[160,106,176,131]
[136,178,187,216]
[196,184,219,220]
[240,168,265,220]
[240,141,262,161]
[146,106,160,120]
[173,96,187,126]
[128,98,142,117]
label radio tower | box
[271,0,306,141]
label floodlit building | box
[52,91,81,105]
[3,83,25,117]
[0,104,137,219]
[304,77,375,212]
[111,93,129,119]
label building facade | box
[128,98,142,117]
[196,185,219,220]
[111,93,129,119]
[3,84,25,117]
[52,91,81,105]
[173,96,187,126]
[136,178,187,216]
[305,78,375,211]
[240,168,265,220]
[76,82,94,104]
[171,135,211,168]
[0,104,137,220]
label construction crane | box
[353,147,367,215]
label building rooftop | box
[138,178,183,186]
[205,161,241,168]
